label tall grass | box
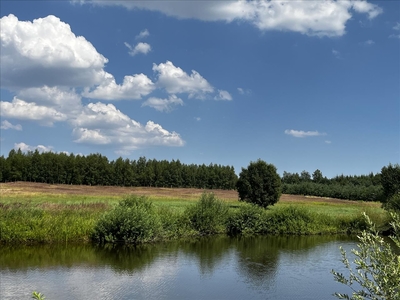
[0,192,390,245]
[0,203,102,244]
[226,204,377,236]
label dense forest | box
[281,170,383,201]
[0,148,389,201]
[0,149,238,189]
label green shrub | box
[384,192,400,212]
[226,203,266,235]
[92,196,161,244]
[186,192,228,234]
[157,206,194,239]
[332,213,400,299]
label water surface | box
[0,235,357,299]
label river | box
[0,235,357,299]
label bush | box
[186,192,228,234]
[236,159,281,208]
[226,203,266,235]
[381,164,400,201]
[332,212,400,299]
[92,196,161,244]
[384,192,400,212]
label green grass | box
[0,192,390,245]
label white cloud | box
[136,29,150,39]
[214,90,233,101]
[325,140,332,144]
[1,120,22,131]
[17,86,82,114]
[83,73,155,100]
[0,14,186,154]
[125,42,152,56]
[332,49,341,59]
[0,14,109,88]
[14,142,53,153]
[83,0,382,37]
[361,39,375,46]
[153,61,214,98]
[237,87,252,95]
[351,0,383,19]
[389,22,400,39]
[195,117,201,121]
[284,129,327,138]
[1,97,67,126]
[71,102,184,153]
[142,95,184,112]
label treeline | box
[282,169,383,201]
[0,149,238,189]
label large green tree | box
[236,159,281,208]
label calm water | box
[0,235,357,300]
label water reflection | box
[0,235,356,299]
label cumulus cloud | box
[142,95,184,112]
[1,120,22,131]
[14,142,53,153]
[83,73,155,100]
[351,0,383,19]
[214,90,233,101]
[71,102,184,153]
[153,61,214,98]
[81,0,382,37]
[136,29,150,39]
[125,42,152,56]
[1,97,67,126]
[0,14,109,88]
[17,86,82,114]
[284,129,327,138]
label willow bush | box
[92,196,162,244]
[185,192,229,235]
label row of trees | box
[281,169,383,201]
[0,148,397,204]
[0,149,238,190]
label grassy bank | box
[0,184,389,244]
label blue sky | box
[0,1,399,178]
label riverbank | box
[0,182,389,244]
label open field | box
[0,182,388,244]
[0,181,383,213]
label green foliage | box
[186,193,229,234]
[381,164,400,200]
[0,204,101,244]
[1,147,238,189]
[32,291,46,300]
[282,182,383,202]
[226,203,266,235]
[92,196,161,244]
[227,205,366,236]
[236,159,281,208]
[332,213,400,300]
[384,192,400,212]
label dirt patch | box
[0,181,361,204]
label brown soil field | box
[0,181,361,205]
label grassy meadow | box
[0,182,389,244]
